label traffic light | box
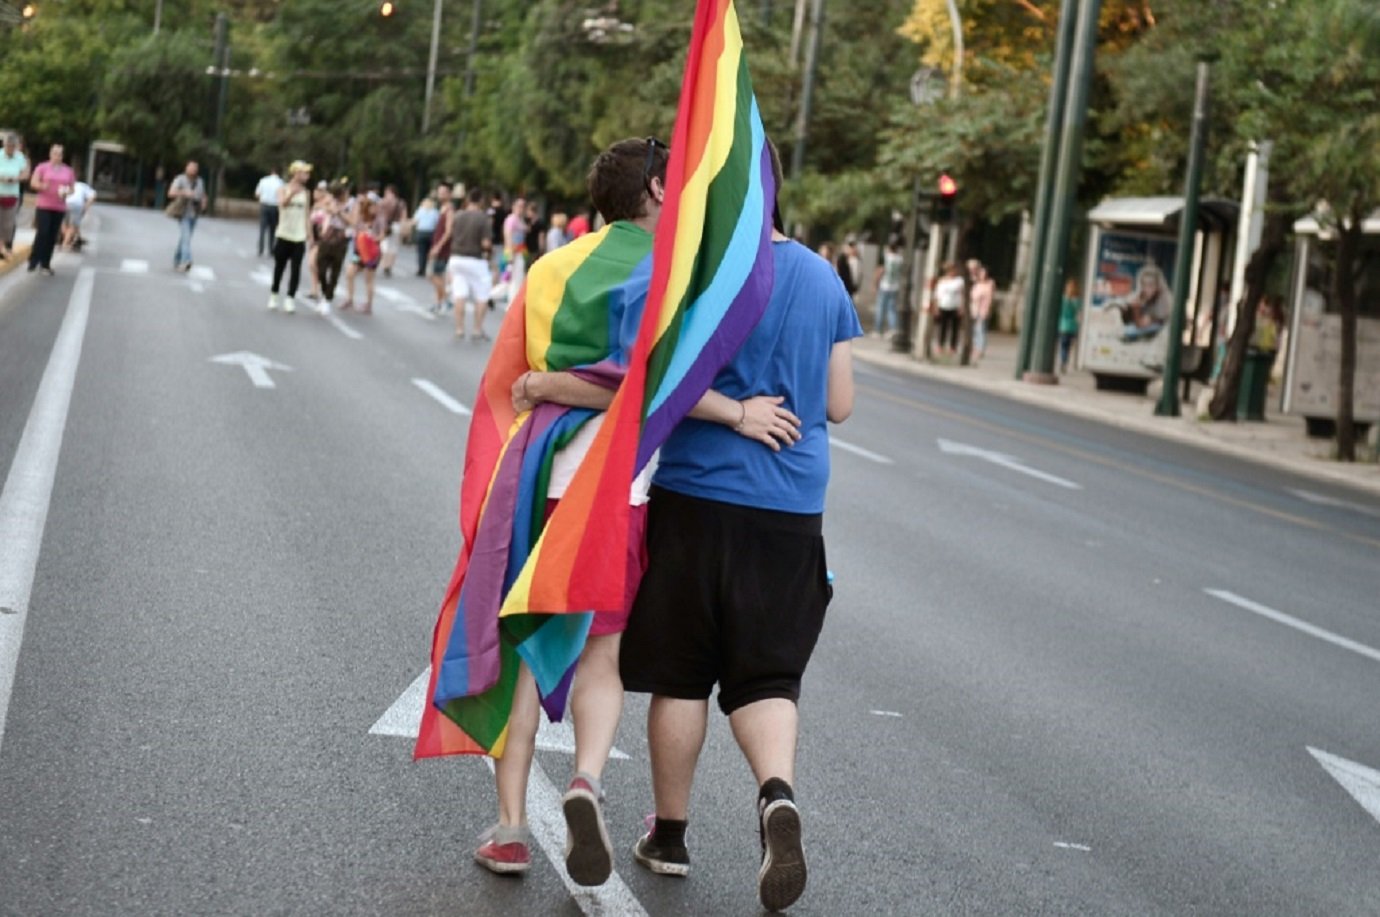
[379,1,395,16]
[934,173,958,223]
[21,3,36,17]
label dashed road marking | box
[412,378,471,415]
[1205,589,1380,664]
[829,436,893,464]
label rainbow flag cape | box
[416,0,776,759]
[415,224,654,759]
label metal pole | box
[789,0,806,67]
[790,0,823,179]
[1015,0,1079,378]
[422,0,443,135]
[209,12,229,214]
[455,0,482,156]
[1156,58,1212,417]
[944,0,963,96]
[1026,0,1101,383]
[153,0,163,35]
[893,176,922,353]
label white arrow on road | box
[937,438,1082,490]
[369,667,628,758]
[209,351,293,389]
[1308,747,1380,826]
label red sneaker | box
[474,825,531,876]
[562,774,613,886]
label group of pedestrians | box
[413,182,588,341]
[246,162,414,317]
[424,136,859,914]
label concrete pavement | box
[852,330,1380,498]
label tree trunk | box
[1208,211,1288,420]
[1334,213,1361,462]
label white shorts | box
[448,255,492,303]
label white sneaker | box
[317,301,329,316]
[283,297,296,314]
[267,293,280,311]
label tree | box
[0,11,141,154]
[1278,0,1380,460]
[101,30,215,168]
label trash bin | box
[1237,349,1274,421]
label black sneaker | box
[632,815,690,877]
[758,798,806,912]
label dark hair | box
[467,186,485,205]
[436,181,453,193]
[587,138,669,224]
[764,136,784,233]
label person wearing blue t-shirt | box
[621,140,862,913]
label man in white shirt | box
[255,167,283,257]
[61,180,96,251]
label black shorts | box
[620,487,832,715]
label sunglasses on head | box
[642,137,668,191]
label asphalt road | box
[1,206,1378,916]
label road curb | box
[854,346,1380,500]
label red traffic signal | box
[937,173,958,197]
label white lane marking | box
[189,265,215,281]
[378,287,439,320]
[937,438,1082,490]
[0,268,94,756]
[829,437,894,464]
[249,269,273,286]
[369,668,430,737]
[189,281,205,294]
[1288,488,1380,519]
[1308,747,1380,826]
[504,755,649,916]
[209,351,293,389]
[412,378,472,416]
[325,312,364,340]
[869,710,903,718]
[1053,842,1092,852]
[119,258,149,274]
[369,667,625,757]
[534,717,630,760]
[1205,589,1380,664]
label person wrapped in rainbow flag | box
[416,0,797,896]
[416,140,792,886]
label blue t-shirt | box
[652,240,863,514]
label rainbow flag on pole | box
[416,0,776,759]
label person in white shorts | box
[448,185,494,341]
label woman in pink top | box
[28,144,75,275]
[967,259,996,360]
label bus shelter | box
[1077,196,1237,393]
[1281,212,1380,436]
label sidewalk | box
[0,224,35,279]
[852,330,1380,498]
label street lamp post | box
[1155,57,1213,417]
[421,0,442,135]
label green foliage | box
[100,30,215,167]
[0,11,141,152]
